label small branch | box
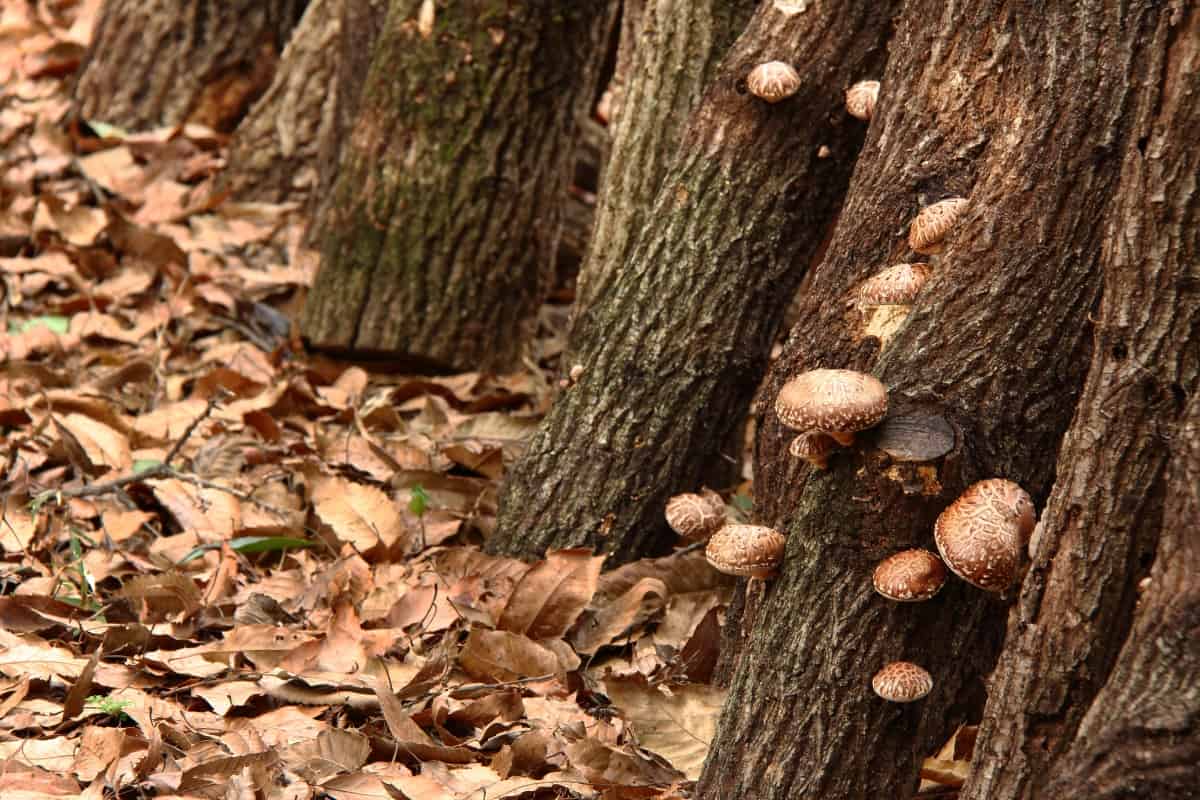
[163,390,228,467]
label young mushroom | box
[775,369,888,446]
[908,197,969,255]
[873,549,947,602]
[666,491,726,541]
[857,263,932,308]
[845,80,880,121]
[934,479,1033,592]
[872,661,933,703]
[705,524,786,579]
[747,61,801,103]
[788,432,838,469]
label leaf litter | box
[0,3,973,798]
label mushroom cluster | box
[776,369,888,460]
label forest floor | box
[0,3,968,799]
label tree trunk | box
[72,0,307,132]
[217,0,341,201]
[301,0,618,371]
[1044,394,1200,799]
[306,0,390,245]
[696,2,1173,799]
[963,8,1199,798]
[488,0,898,564]
[570,0,749,315]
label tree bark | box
[306,0,390,245]
[217,0,341,201]
[488,0,898,564]
[963,7,1199,798]
[570,0,750,315]
[301,0,618,371]
[697,2,1173,799]
[72,0,307,132]
[1044,393,1200,799]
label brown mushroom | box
[908,197,968,255]
[857,263,932,307]
[873,549,947,602]
[705,524,785,579]
[775,369,888,446]
[788,432,838,469]
[934,479,1033,592]
[666,491,726,541]
[845,80,880,121]
[747,61,801,103]
[872,661,933,702]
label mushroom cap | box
[908,197,968,255]
[705,524,786,578]
[666,492,725,541]
[873,549,947,601]
[872,661,933,702]
[845,80,880,121]
[858,263,932,306]
[788,432,838,466]
[934,479,1031,591]
[747,61,801,103]
[775,369,888,435]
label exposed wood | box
[72,0,307,132]
[488,0,897,563]
[697,2,1176,799]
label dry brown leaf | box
[311,475,405,552]
[73,725,126,782]
[53,412,132,472]
[499,549,604,640]
[147,478,241,542]
[0,505,40,553]
[458,629,561,686]
[0,630,89,680]
[572,577,669,655]
[565,738,682,787]
[604,679,726,781]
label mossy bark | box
[488,0,898,564]
[72,0,306,132]
[964,8,1199,798]
[218,0,341,201]
[697,2,1179,799]
[301,0,618,371]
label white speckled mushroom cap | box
[666,492,726,541]
[934,479,1031,592]
[908,197,968,255]
[705,524,785,579]
[872,661,933,702]
[845,80,880,121]
[747,61,801,103]
[775,369,888,435]
[873,549,947,602]
[858,263,932,306]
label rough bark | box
[571,0,750,315]
[218,0,342,201]
[964,7,1199,798]
[72,0,307,132]
[301,0,618,371]
[489,0,897,564]
[697,2,1171,799]
[1044,393,1200,799]
[306,0,390,245]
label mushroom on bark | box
[872,661,933,702]
[845,79,880,121]
[788,431,838,468]
[746,61,801,103]
[873,549,947,602]
[705,524,786,579]
[908,197,968,255]
[666,491,726,541]
[857,263,932,307]
[775,369,888,446]
[934,478,1034,592]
